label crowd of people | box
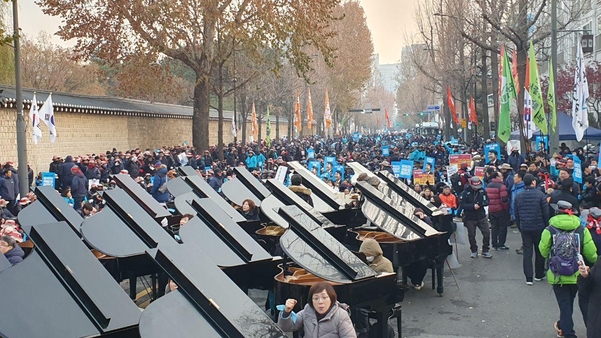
[1,132,601,337]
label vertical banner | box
[391,161,401,177]
[535,136,549,153]
[382,146,390,157]
[424,157,435,173]
[399,160,414,179]
[41,172,56,188]
[484,143,501,164]
[573,156,583,184]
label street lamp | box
[12,0,29,197]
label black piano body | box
[287,161,365,227]
[139,244,287,338]
[177,197,281,292]
[353,181,453,295]
[274,205,402,338]
[0,221,141,337]
[18,185,83,236]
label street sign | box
[427,105,441,111]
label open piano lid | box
[222,166,271,207]
[377,171,441,216]
[355,181,441,240]
[264,179,336,226]
[259,194,290,229]
[0,253,10,272]
[183,175,246,223]
[140,245,286,338]
[179,198,272,267]
[278,205,376,284]
[177,165,199,177]
[0,221,140,338]
[18,186,83,235]
[221,177,262,207]
[347,162,377,184]
[82,189,177,257]
[288,161,345,210]
[112,173,171,218]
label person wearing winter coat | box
[460,177,492,259]
[278,282,356,338]
[59,155,77,190]
[539,201,598,338]
[358,239,393,274]
[71,166,88,210]
[0,168,16,213]
[150,164,170,203]
[289,174,314,207]
[577,257,601,338]
[240,198,260,221]
[510,171,526,221]
[0,235,24,266]
[514,174,549,284]
[486,171,511,250]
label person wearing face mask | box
[279,282,356,338]
[460,176,492,259]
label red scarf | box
[587,214,601,235]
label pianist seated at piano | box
[77,202,95,219]
[289,174,314,207]
[278,282,357,338]
[240,198,260,221]
[0,235,24,266]
[358,239,393,274]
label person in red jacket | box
[486,171,511,250]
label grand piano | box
[18,186,83,235]
[274,205,402,338]
[0,221,141,337]
[112,173,172,220]
[81,188,176,299]
[138,244,287,338]
[352,181,453,295]
[287,161,364,227]
[177,197,281,292]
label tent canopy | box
[510,112,601,141]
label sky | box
[16,0,418,65]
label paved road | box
[399,227,586,338]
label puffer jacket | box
[71,170,88,198]
[539,214,598,284]
[278,302,356,338]
[485,178,509,214]
[514,186,549,231]
[510,181,525,219]
[459,186,489,221]
[4,245,24,265]
[359,239,393,273]
[150,168,170,203]
[289,185,314,207]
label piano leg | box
[129,276,137,300]
[374,311,388,338]
[436,261,444,296]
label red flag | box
[384,109,391,128]
[469,96,478,125]
[512,48,520,95]
[447,86,458,124]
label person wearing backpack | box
[539,200,598,338]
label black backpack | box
[450,173,463,193]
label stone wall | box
[0,108,287,175]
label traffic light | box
[404,113,409,116]
[420,112,424,116]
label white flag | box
[231,114,237,138]
[29,93,43,144]
[572,40,589,142]
[39,94,57,143]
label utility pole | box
[13,0,29,197]
[550,0,559,156]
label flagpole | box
[550,0,559,155]
[13,0,29,197]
